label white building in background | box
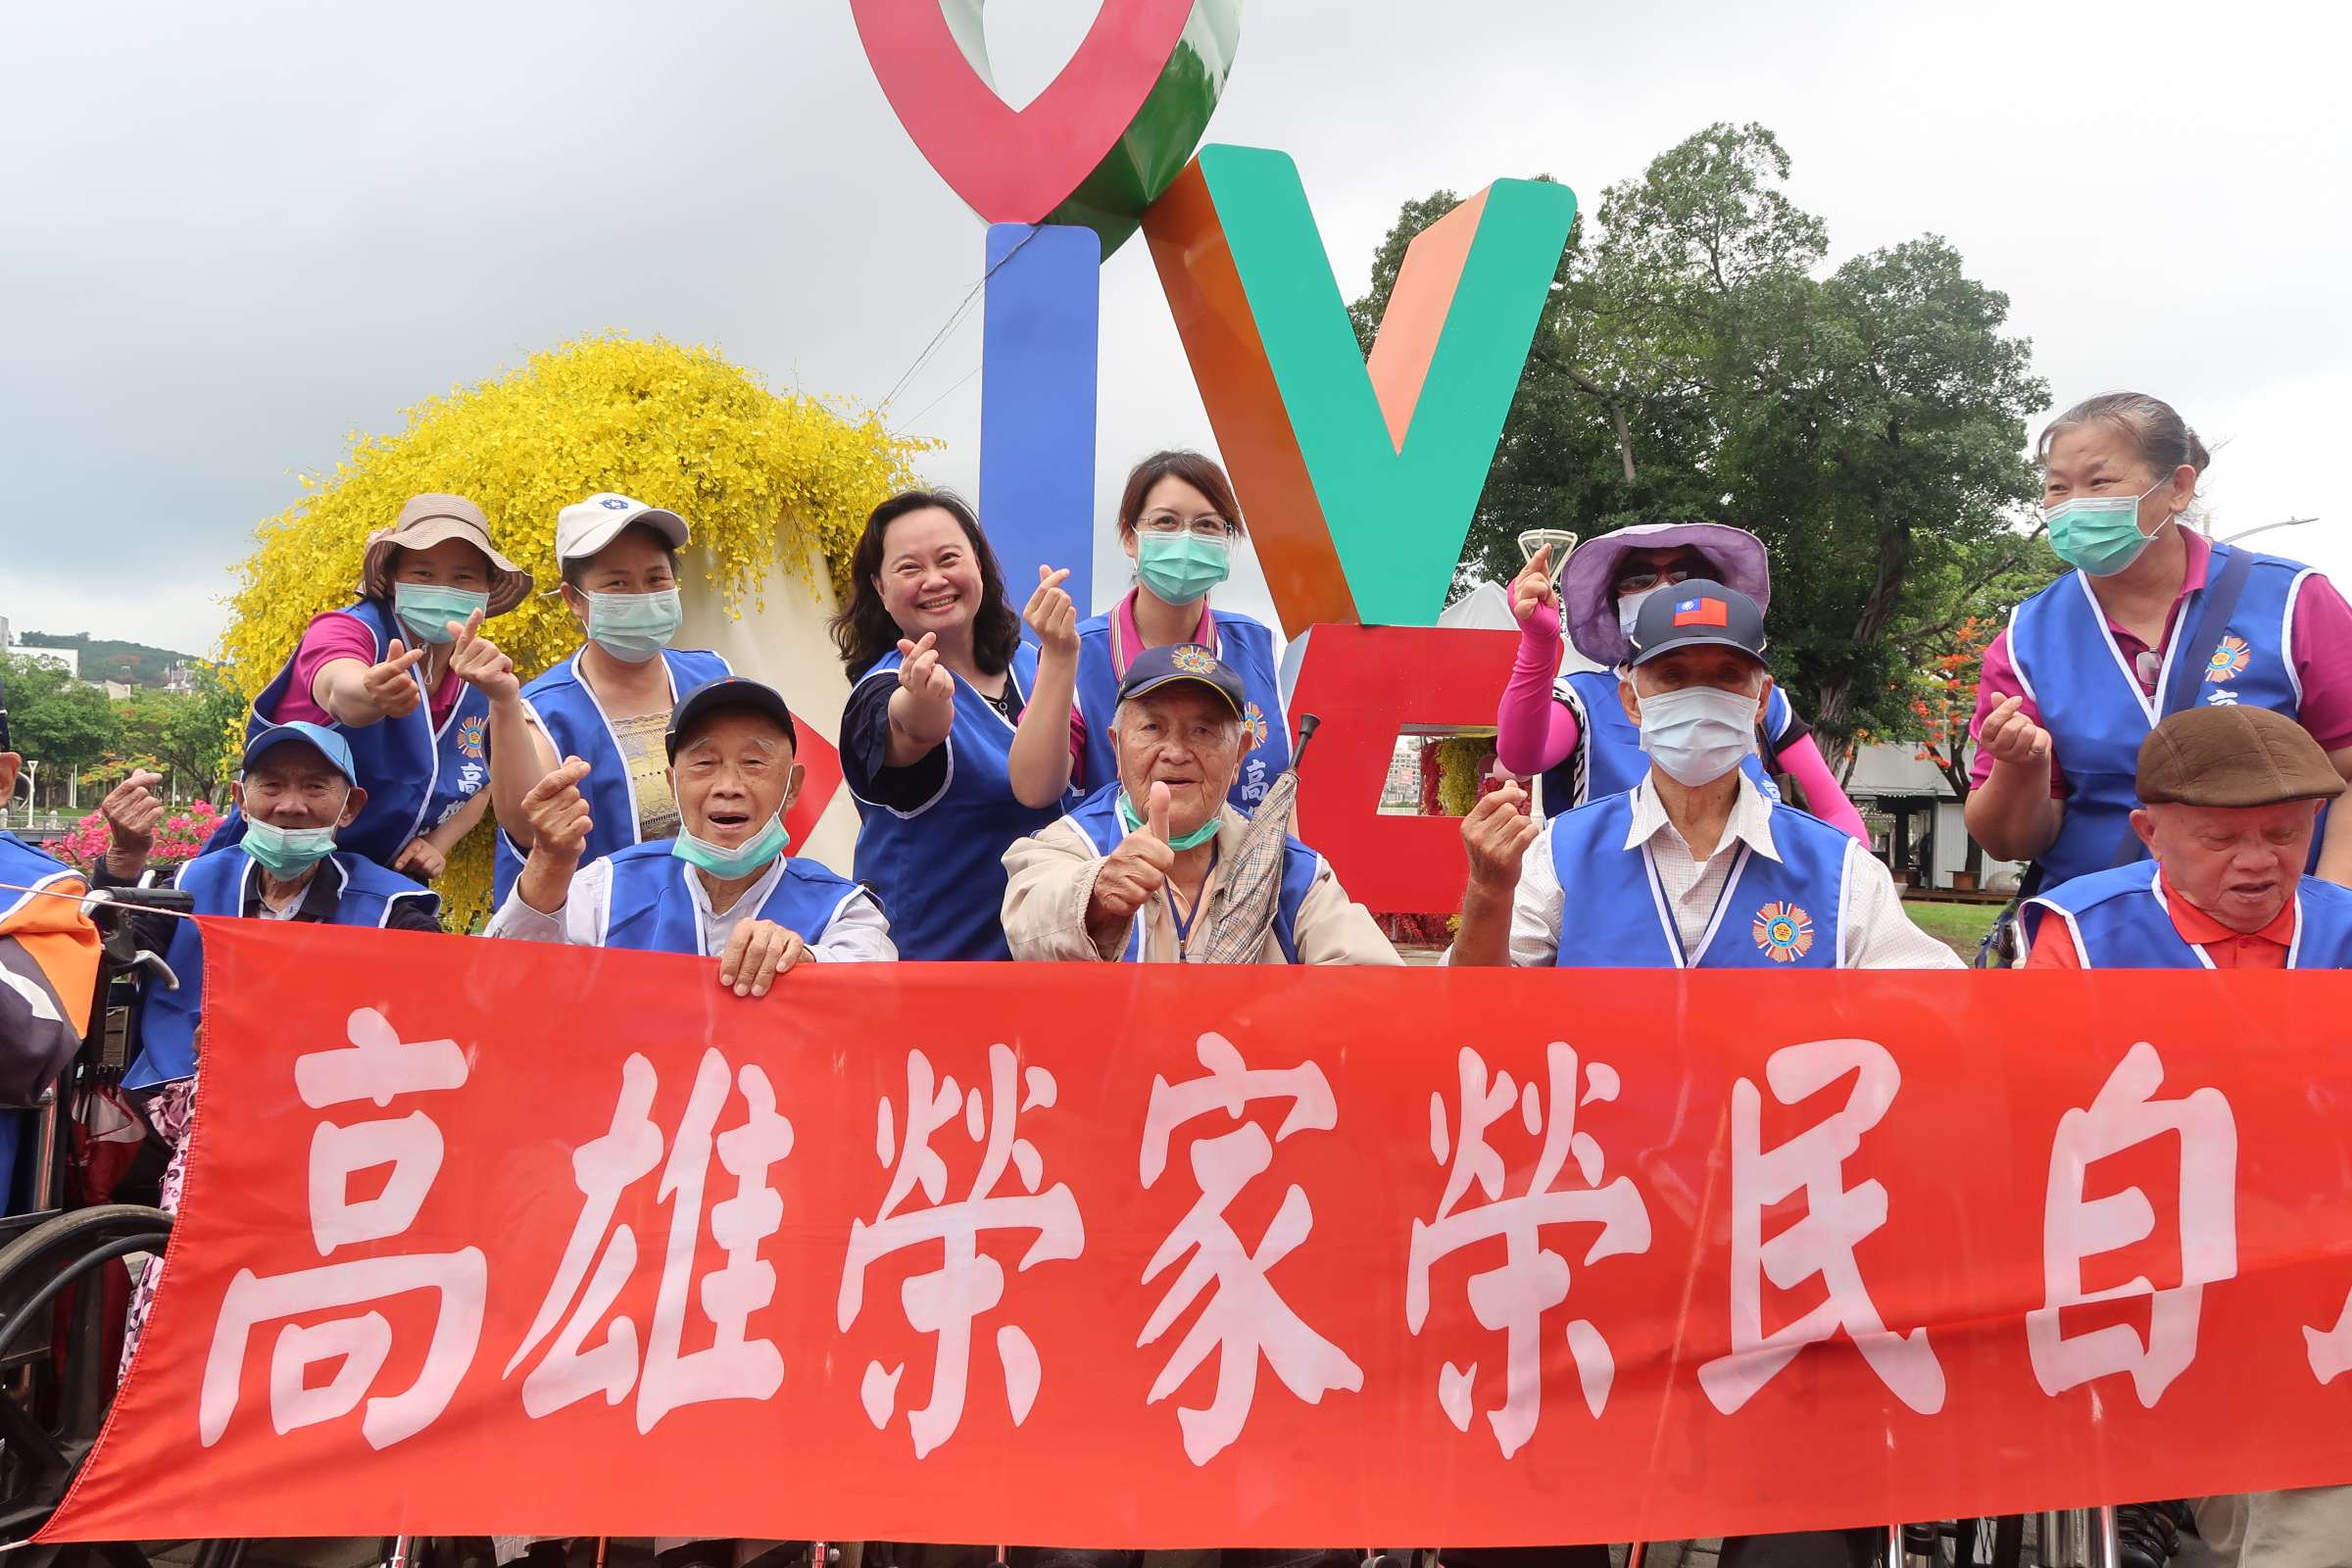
[1845,741,2025,895]
[6,643,77,680]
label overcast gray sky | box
[4,0,2344,656]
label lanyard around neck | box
[1163,842,1220,959]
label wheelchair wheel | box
[0,1202,237,1568]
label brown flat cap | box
[2137,704,2345,808]
[359,493,533,616]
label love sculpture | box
[851,0,1576,911]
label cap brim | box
[242,726,358,785]
[1116,672,1243,716]
[1628,632,1769,668]
[361,520,534,615]
[560,508,691,564]
[1560,523,1772,666]
[665,686,798,760]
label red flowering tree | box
[1911,617,1991,882]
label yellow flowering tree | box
[219,332,930,924]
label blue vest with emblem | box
[1073,605,1291,814]
[491,646,733,904]
[2024,862,2352,969]
[596,840,864,956]
[1544,789,1851,967]
[1059,781,1319,961]
[127,847,441,1092]
[2010,543,2309,885]
[1539,670,1789,819]
[848,640,1068,961]
[206,598,495,871]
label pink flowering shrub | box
[51,801,223,874]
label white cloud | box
[2,0,2342,659]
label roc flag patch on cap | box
[1673,595,1730,627]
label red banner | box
[49,918,2352,1544]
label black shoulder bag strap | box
[2110,542,2256,867]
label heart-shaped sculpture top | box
[852,0,1239,259]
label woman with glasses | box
[1966,391,2352,889]
[1494,520,1869,836]
[1072,451,1291,813]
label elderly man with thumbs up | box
[485,677,895,992]
[1001,644,1396,964]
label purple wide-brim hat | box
[1560,521,1772,666]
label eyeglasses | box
[1615,565,1697,594]
[1137,512,1233,540]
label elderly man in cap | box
[2023,711,2352,1568]
[1454,579,1956,970]
[1002,643,1396,964]
[487,676,893,990]
[93,721,445,1366]
[209,492,535,882]
[2024,703,2352,969]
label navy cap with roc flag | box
[1628,578,1769,667]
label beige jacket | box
[1001,807,1402,965]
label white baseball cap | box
[555,492,691,563]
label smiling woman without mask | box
[829,490,1078,960]
[479,494,736,906]
[1069,451,1293,813]
[1964,391,2352,892]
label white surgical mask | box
[1636,685,1760,786]
[1617,586,1662,641]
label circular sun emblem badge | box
[1170,644,1218,675]
[456,713,488,760]
[1240,701,1269,749]
[2204,634,2251,684]
[1752,901,1815,963]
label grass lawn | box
[1904,898,2000,958]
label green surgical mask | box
[1136,533,1231,606]
[1117,788,1220,852]
[2046,479,2168,577]
[243,817,339,877]
[392,582,490,645]
[672,812,791,879]
[585,588,683,663]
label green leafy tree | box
[1,654,122,804]
[1353,122,2053,751]
[113,666,243,803]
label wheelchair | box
[0,883,245,1568]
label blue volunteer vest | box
[848,641,1068,961]
[1544,788,1851,968]
[1059,781,1319,962]
[1539,670,1790,819]
[127,847,440,1092]
[209,598,495,871]
[491,647,733,904]
[1073,605,1291,813]
[2024,863,2352,969]
[2010,543,2311,885]
[596,840,864,956]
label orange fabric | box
[53,917,2352,1545]
[0,869,97,1033]
[2027,873,2297,970]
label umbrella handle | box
[1292,712,1321,771]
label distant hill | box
[17,632,195,688]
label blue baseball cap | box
[242,721,360,786]
[1115,643,1245,717]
